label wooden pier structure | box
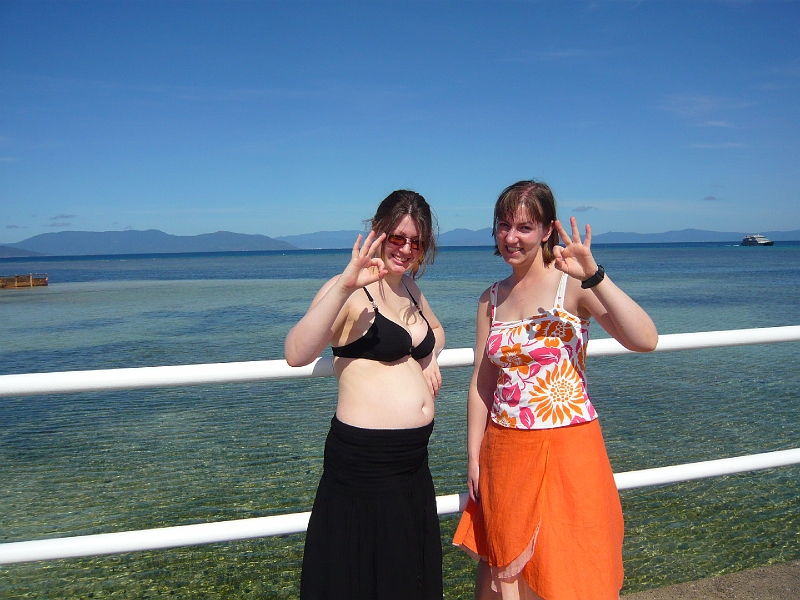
[0,274,49,288]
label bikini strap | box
[362,288,379,311]
[401,281,420,309]
[402,281,431,325]
[554,272,569,309]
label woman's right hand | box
[339,231,388,290]
[467,461,480,503]
[285,231,387,367]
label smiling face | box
[494,206,553,267]
[492,180,559,264]
[369,190,437,279]
[383,214,422,275]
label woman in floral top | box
[453,180,658,600]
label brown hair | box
[368,190,438,279]
[493,180,559,264]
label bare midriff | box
[333,355,434,429]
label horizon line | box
[3,225,800,246]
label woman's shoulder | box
[401,273,421,291]
[488,277,513,296]
[401,274,431,303]
[478,279,505,304]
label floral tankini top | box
[487,273,597,430]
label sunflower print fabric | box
[486,276,597,430]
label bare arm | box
[578,275,657,352]
[284,232,387,366]
[553,217,658,352]
[467,290,497,502]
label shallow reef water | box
[2,244,799,598]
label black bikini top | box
[331,284,436,362]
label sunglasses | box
[386,234,422,251]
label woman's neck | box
[508,255,551,286]
[377,271,407,294]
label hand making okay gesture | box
[552,216,600,281]
[339,231,389,290]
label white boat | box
[741,234,774,246]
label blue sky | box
[1,1,799,244]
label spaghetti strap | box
[362,287,379,311]
[402,281,420,309]
[402,281,431,327]
[553,273,569,309]
[489,282,499,322]
[365,284,423,313]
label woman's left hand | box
[418,352,442,399]
[553,216,599,281]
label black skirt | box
[300,416,443,600]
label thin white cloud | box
[584,0,645,13]
[757,59,800,92]
[661,94,753,119]
[10,73,325,107]
[770,58,800,78]
[573,205,595,212]
[498,48,602,64]
[698,121,734,128]
[533,50,592,60]
[50,214,76,220]
[564,197,713,215]
[47,222,71,228]
[127,206,252,216]
[691,142,746,149]
[703,195,720,201]
[172,84,324,104]
[562,198,658,213]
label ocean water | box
[1,243,799,598]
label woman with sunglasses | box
[285,189,445,600]
[453,180,657,600]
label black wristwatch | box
[581,264,605,289]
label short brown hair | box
[493,180,559,264]
[369,190,438,279]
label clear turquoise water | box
[1,244,799,598]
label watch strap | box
[581,264,605,289]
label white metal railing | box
[2,447,799,565]
[2,326,799,398]
[1,325,799,565]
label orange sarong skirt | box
[452,419,624,600]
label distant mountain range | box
[593,228,800,244]
[0,245,41,258]
[2,227,799,258]
[0,229,295,258]
[279,227,800,248]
